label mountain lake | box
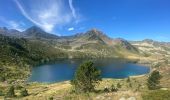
[28,59,150,83]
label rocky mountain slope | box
[130,39,170,60]
[131,39,170,56]
[55,29,139,58]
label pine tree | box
[147,70,162,90]
[71,61,101,92]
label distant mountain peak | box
[0,27,23,37]
[87,28,105,36]
[24,26,58,39]
[8,29,20,33]
[25,26,45,33]
[142,39,154,43]
[0,27,8,31]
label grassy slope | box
[1,75,168,100]
[0,78,144,100]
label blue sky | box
[0,0,170,41]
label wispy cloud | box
[69,0,76,19]
[14,0,79,33]
[68,27,74,31]
[69,0,82,24]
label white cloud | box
[14,0,79,33]
[68,27,74,31]
[0,16,24,31]
[8,21,24,31]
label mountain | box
[0,26,140,59]
[0,26,59,39]
[23,26,59,39]
[112,38,139,52]
[82,29,111,44]
[131,39,170,58]
[54,29,139,58]
[0,27,23,37]
[0,27,8,34]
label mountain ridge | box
[3,26,170,59]
[1,26,170,42]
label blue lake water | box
[28,59,150,83]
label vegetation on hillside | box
[0,34,68,82]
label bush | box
[0,76,5,82]
[71,61,101,93]
[137,84,141,91]
[111,85,118,92]
[147,70,162,90]
[48,97,53,100]
[117,83,122,88]
[104,87,110,92]
[0,90,4,96]
[6,86,15,97]
[20,88,28,97]
[129,83,132,88]
[126,77,130,82]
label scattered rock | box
[119,97,126,100]
[96,96,105,100]
[119,97,136,100]
[161,88,168,90]
[127,97,136,100]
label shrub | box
[129,83,132,88]
[126,77,130,82]
[0,76,5,82]
[20,88,28,97]
[49,97,53,100]
[104,87,110,92]
[117,83,122,88]
[0,90,4,96]
[6,86,15,97]
[111,84,118,92]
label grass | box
[26,77,147,100]
[142,90,170,100]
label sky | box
[0,0,170,42]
